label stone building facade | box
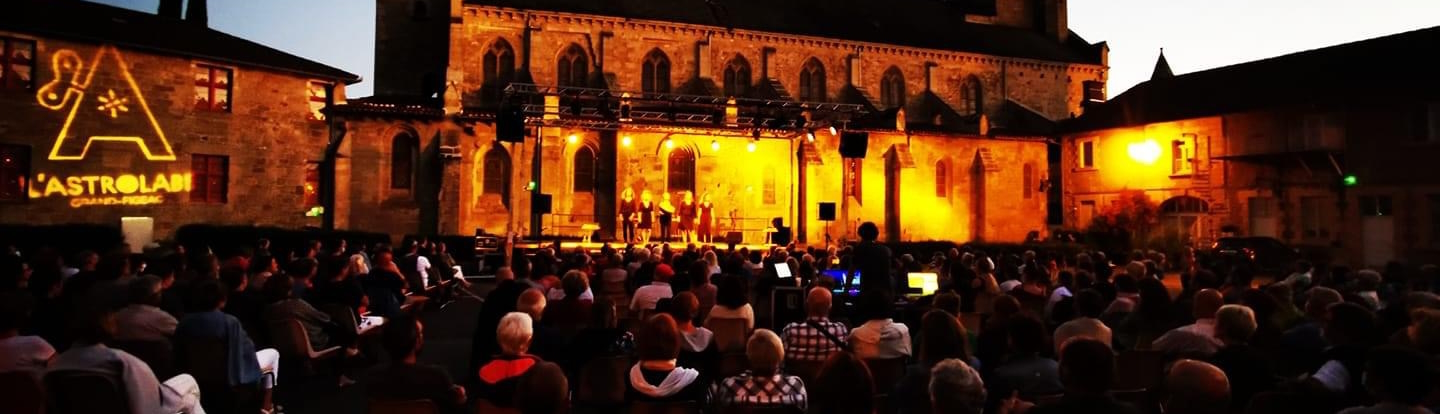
[340,0,1107,245]
[1062,29,1440,267]
[0,1,359,240]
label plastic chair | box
[709,317,750,353]
[0,371,46,414]
[630,400,701,414]
[271,319,342,378]
[45,371,128,414]
[577,355,630,406]
[369,399,440,414]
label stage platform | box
[509,240,779,254]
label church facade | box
[336,0,1108,245]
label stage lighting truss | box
[489,83,866,139]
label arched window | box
[880,66,906,109]
[935,159,950,198]
[667,147,696,194]
[557,44,588,88]
[642,49,672,94]
[572,146,596,193]
[723,55,751,98]
[390,132,418,189]
[482,144,511,205]
[961,75,984,116]
[482,39,516,104]
[799,58,826,102]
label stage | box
[509,239,780,254]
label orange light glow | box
[747,141,757,152]
[1127,139,1161,165]
[664,138,675,149]
[621,135,633,147]
[710,140,719,152]
[567,134,579,144]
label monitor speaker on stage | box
[725,231,744,245]
[839,131,869,158]
[531,193,552,214]
[498,104,526,143]
[818,202,836,221]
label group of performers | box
[619,188,716,244]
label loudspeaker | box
[725,231,744,245]
[839,131,869,158]
[531,193,552,214]
[818,202,836,221]
[498,105,526,143]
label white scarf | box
[629,362,700,397]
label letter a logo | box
[37,46,175,161]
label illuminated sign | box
[37,46,175,161]
[28,172,192,208]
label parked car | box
[1208,236,1300,275]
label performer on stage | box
[658,192,676,243]
[619,187,638,243]
[638,190,654,244]
[697,192,715,243]
[678,191,696,243]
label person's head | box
[1325,302,1378,347]
[1074,289,1105,319]
[1137,277,1172,318]
[920,310,970,366]
[1164,359,1231,414]
[991,295,1021,318]
[515,361,569,414]
[590,297,618,329]
[1058,338,1115,395]
[933,292,961,316]
[517,288,547,321]
[72,304,118,345]
[560,270,588,299]
[717,275,748,309]
[287,258,318,280]
[249,255,276,275]
[497,312,534,356]
[97,251,131,281]
[1006,313,1046,355]
[219,265,247,292]
[806,287,833,318]
[1125,261,1146,279]
[128,274,164,307]
[496,266,515,282]
[1193,288,1224,320]
[636,313,681,362]
[193,279,228,312]
[1409,308,1440,355]
[382,314,424,362]
[1214,304,1256,345]
[668,292,700,327]
[75,250,100,271]
[262,271,295,303]
[653,264,674,283]
[1304,287,1343,319]
[858,290,893,322]
[928,359,986,414]
[746,329,785,375]
[1362,345,1435,406]
[858,222,880,241]
[812,351,876,414]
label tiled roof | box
[467,0,1105,64]
[3,0,360,83]
[1066,25,1440,132]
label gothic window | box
[483,144,512,205]
[880,66,905,109]
[723,55,751,98]
[935,159,950,198]
[642,49,672,94]
[667,147,696,194]
[573,146,596,193]
[557,44,588,88]
[390,133,418,189]
[482,39,516,104]
[799,58,826,102]
[961,75,984,116]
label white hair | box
[930,359,986,414]
[497,312,534,355]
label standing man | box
[848,222,893,297]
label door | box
[1078,200,1096,229]
[885,150,901,242]
[1248,197,1278,238]
[1360,196,1396,266]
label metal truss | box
[502,83,869,115]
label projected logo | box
[37,46,175,161]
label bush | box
[1086,190,1159,253]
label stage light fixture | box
[664,138,675,149]
[747,140,758,152]
[806,130,816,142]
[711,140,720,152]
[829,126,838,136]
[622,135,633,147]
[567,134,579,144]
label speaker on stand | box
[818,202,836,247]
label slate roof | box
[1066,25,1440,132]
[467,0,1105,64]
[2,0,361,83]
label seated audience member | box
[1152,288,1225,357]
[1028,339,1140,414]
[541,270,593,330]
[1052,289,1113,354]
[689,260,718,320]
[782,287,849,363]
[976,295,1022,372]
[1337,346,1435,414]
[1280,287,1343,375]
[0,292,54,373]
[362,250,408,319]
[308,257,366,315]
[515,361,570,414]
[1114,277,1179,350]
[709,329,808,410]
[1309,302,1380,407]
[1407,308,1440,356]
[706,275,756,330]
[565,297,635,376]
[545,268,594,302]
[219,267,265,342]
[1208,304,1275,412]
[476,312,543,408]
[362,314,466,414]
[631,264,675,313]
[897,310,975,414]
[114,275,179,342]
[1163,359,1231,414]
[669,292,717,369]
[627,314,708,402]
[469,266,529,378]
[808,351,875,414]
[175,281,280,410]
[929,358,987,414]
[850,290,911,360]
[988,313,1063,402]
[517,289,564,361]
[287,258,319,300]
[50,305,206,414]
[263,274,352,351]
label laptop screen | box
[906,272,939,297]
[823,269,859,296]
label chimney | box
[185,0,208,27]
[157,0,182,19]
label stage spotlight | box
[711,140,720,152]
[747,140,757,152]
[622,135,633,147]
[567,134,579,144]
[828,126,838,136]
[806,130,816,142]
[664,138,675,149]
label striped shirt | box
[709,372,808,411]
[781,317,849,362]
